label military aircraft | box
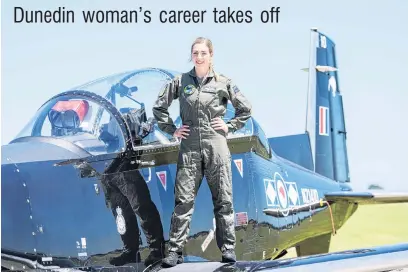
[2,28,408,272]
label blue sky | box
[2,0,408,191]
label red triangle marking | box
[234,159,243,177]
[156,171,167,190]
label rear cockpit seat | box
[48,100,107,154]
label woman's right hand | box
[173,125,190,139]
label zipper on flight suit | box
[195,75,209,160]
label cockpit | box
[13,68,255,156]
[48,100,90,137]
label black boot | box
[144,245,165,267]
[109,250,141,266]
[161,251,183,268]
[221,249,236,263]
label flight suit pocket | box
[177,151,192,168]
[201,87,219,107]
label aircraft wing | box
[324,191,408,205]
[155,243,408,272]
[263,191,408,217]
[40,243,405,272]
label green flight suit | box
[152,68,252,253]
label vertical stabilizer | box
[305,29,350,183]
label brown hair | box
[190,37,214,71]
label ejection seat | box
[48,100,108,154]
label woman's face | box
[191,42,212,70]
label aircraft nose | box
[1,163,38,256]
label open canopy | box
[13,68,256,156]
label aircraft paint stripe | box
[320,107,323,134]
[319,106,329,136]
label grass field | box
[283,203,408,258]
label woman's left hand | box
[211,117,228,134]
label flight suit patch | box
[233,85,240,93]
[116,206,126,235]
[184,84,196,95]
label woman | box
[152,37,252,267]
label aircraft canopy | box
[14,68,255,156]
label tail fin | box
[305,28,350,183]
